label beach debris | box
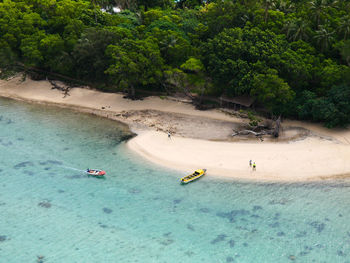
[49,80,71,98]
[232,116,282,139]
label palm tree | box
[314,25,335,51]
[286,18,311,41]
[309,0,325,28]
[262,0,274,23]
[338,15,350,40]
[341,40,350,66]
[272,0,294,14]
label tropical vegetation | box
[0,0,350,127]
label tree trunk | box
[129,84,135,99]
[273,116,281,138]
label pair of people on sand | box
[249,160,256,171]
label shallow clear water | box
[0,98,350,263]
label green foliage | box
[0,0,350,126]
[247,111,262,127]
[105,37,164,94]
[251,68,295,114]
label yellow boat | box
[181,169,206,184]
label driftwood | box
[232,129,273,137]
[49,80,71,98]
[232,117,282,140]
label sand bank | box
[1,76,350,181]
[128,131,350,181]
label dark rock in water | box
[337,250,346,257]
[128,188,141,194]
[216,209,250,223]
[163,232,171,237]
[309,221,325,233]
[288,255,296,261]
[250,214,260,219]
[37,255,45,263]
[226,256,234,262]
[269,198,289,205]
[228,239,235,248]
[277,232,285,237]
[315,243,325,249]
[65,174,83,179]
[2,141,12,147]
[187,224,195,231]
[14,161,34,169]
[99,224,108,229]
[46,160,63,165]
[269,222,280,228]
[0,236,7,242]
[44,167,51,170]
[173,199,182,204]
[39,160,63,166]
[304,246,313,251]
[120,134,134,142]
[299,251,309,256]
[295,231,307,238]
[252,205,262,211]
[184,251,194,257]
[211,234,227,244]
[17,137,24,141]
[273,213,281,220]
[199,208,210,213]
[23,170,34,176]
[103,208,112,214]
[38,202,51,208]
[160,238,174,246]
[57,190,65,193]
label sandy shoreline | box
[1,76,350,182]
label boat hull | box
[181,169,206,184]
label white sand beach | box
[1,76,350,181]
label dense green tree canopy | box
[1,0,350,126]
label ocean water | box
[0,98,350,263]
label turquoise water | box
[1,98,350,263]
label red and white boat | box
[86,169,106,177]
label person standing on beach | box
[168,132,171,139]
[249,160,252,167]
[252,162,256,171]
